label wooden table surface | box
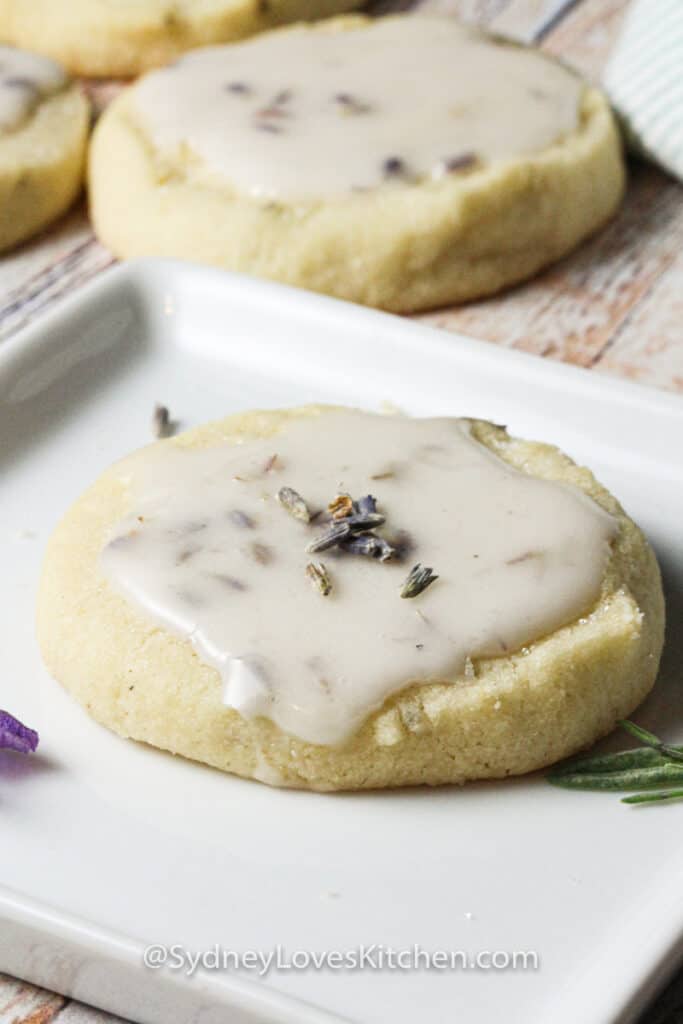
[1,0,682,1021]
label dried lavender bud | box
[262,453,279,473]
[506,550,541,565]
[306,562,332,596]
[328,493,354,520]
[343,511,385,532]
[341,535,396,562]
[229,509,255,529]
[341,534,380,557]
[377,540,396,562]
[256,105,290,120]
[306,521,352,553]
[382,156,407,178]
[176,545,199,565]
[182,520,208,535]
[3,77,36,92]
[357,494,377,516]
[106,531,138,551]
[211,573,247,591]
[438,152,478,175]
[254,89,292,125]
[333,93,372,115]
[277,486,311,523]
[400,564,439,599]
[250,541,273,565]
[307,511,385,553]
[226,81,251,94]
[0,710,39,754]
[152,403,173,439]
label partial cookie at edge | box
[0,0,366,77]
[0,85,89,252]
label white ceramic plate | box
[1,260,682,1024]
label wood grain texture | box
[1,0,681,1021]
[414,0,683,394]
[0,205,113,343]
[0,974,128,1024]
[541,0,627,78]
[0,975,66,1023]
[419,161,683,383]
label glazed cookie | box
[37,407,664,792]
[0,0,365,78]
[89,15,625,312]
[0,44,89,252]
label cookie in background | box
[0,44,89,253]
[88,16,625,312]
[0,0,366,78]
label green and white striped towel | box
[604,0,683,183]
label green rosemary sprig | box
[622,789,683,805]
[547,721,683,806]
[619,719,683,764]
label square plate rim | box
[2,257,682,427]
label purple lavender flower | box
[0,710,39,754]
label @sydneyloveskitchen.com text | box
[143,943,540,978]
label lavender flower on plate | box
[0,710,39,754]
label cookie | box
[88,15,625,312]
[0,44,89,252]
[37,407,664,792]
[0,0,365,78]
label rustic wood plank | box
[491,0,580,42]
[0,974,66,1023]
[409,0,577,38]
[0,205,114,343]
[369,0,512,22]
[594,239,683,393]
[53,1004,127,1024]
[0,975,130,1024]
[416,0,683,395]
[541,0,628,79]
[419,162,683,370]
[515,0,683,387]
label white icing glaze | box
[0,45,67,134]
[100,411,617,746]
[131,16,583,199]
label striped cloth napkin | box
[603,0,683,183]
